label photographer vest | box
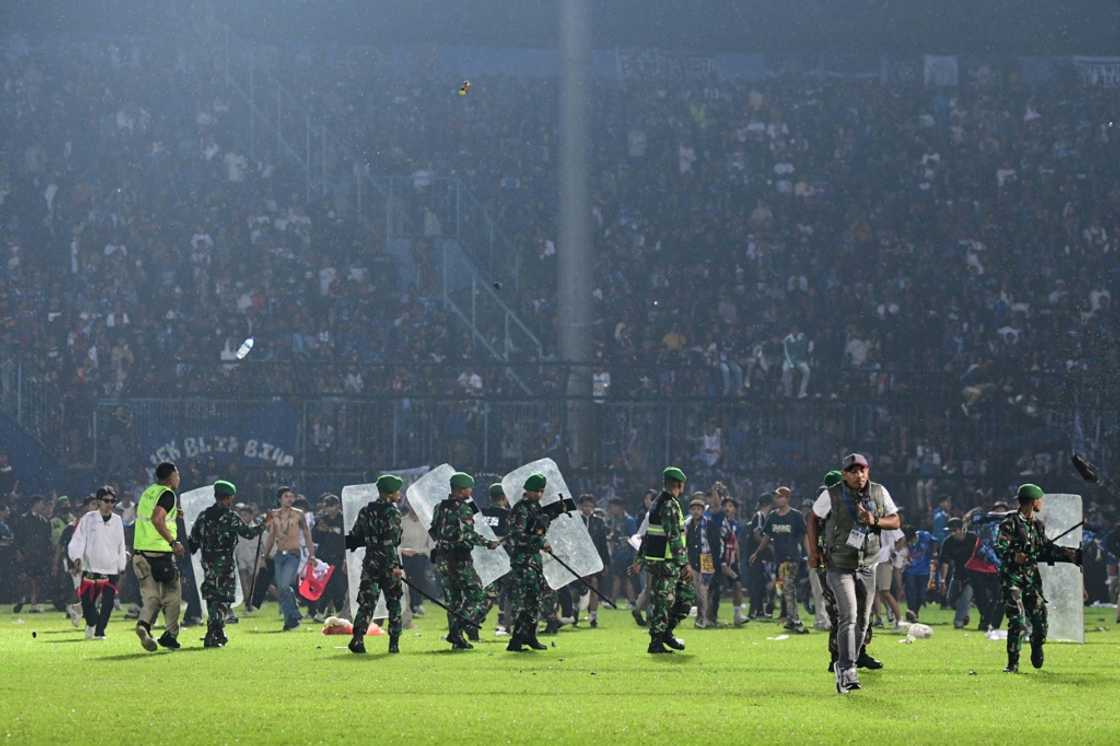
[825,482,887,570]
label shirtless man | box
[260,487,315,631]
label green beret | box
[489,483,505,499]
[376,474,404,494]
[523,473,547,492]
[214,480,237,498]
[450,472,475,491]
[824,470,842,488]
[1016,483,1044,502]
[662,466,687,484]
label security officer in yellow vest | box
[132,462,185,652]
[634,467,696,654]
[807,453,900,693]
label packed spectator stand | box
[0,33,1118,521]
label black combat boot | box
[203,623,222,649]
[388,633,400,654]
[449,624,473,650]
[542,618,561,635]
[466,624,480,642]
[856,651,883,669]
[647,635,670,654]
[526,626,548,651]
[662,626,685,651]
[1003,652,1019,673]
[1030,637,1044,669]
[348,635,366,654]
[506,629,526,652]
[156,632,180,651]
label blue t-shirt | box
[932,508,949,543]
[904,530,934,577]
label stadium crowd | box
[1,36,1119,617]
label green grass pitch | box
[3,603,1119,744]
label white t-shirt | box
[878,529,905,564]
[813,486,899,520]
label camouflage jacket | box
[507,499,547,559]
[639,491,689,570]
[431,497,488,556]
[995,510,1077,588]
[188,504,264,562]
[350,500,402,571]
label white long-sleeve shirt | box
[67,511,128,575]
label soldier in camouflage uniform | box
[634,467,696,654]
[995,483,1081,673]
[505,473,552,652]
[430,472,498,650]
[187,480,269,649]
[346,474,406,655]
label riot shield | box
[1039,493,1084,644]
[404,464,510,587]
[503,458,603,590]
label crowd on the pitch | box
[2,473,1117,635]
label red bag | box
[298,559,335,602]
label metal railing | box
[0,359,69,458]
[90,390,1113,486]
[440,241,544,394]
[197,18,545,384]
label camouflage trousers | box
[778,561,801,625]
[540,581,559,621]
[353,563,403,637]
[647,563,695,636]
[434,555,487,630]
[820,567,872,661]
[509,558,544,635]
[1003,580,1046,655]
[201,557,236,635]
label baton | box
[247,527,265,608]
[545,549,617,609]
[400,575,478,629]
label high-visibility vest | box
[642,493,686,563]
[134,483,177,552]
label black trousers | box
[250,559,275,609]
[969,570,1004,630]
[748,562,769,614]
[80,574,119,635]
[706,573,722,623]
[402,555,435,611]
